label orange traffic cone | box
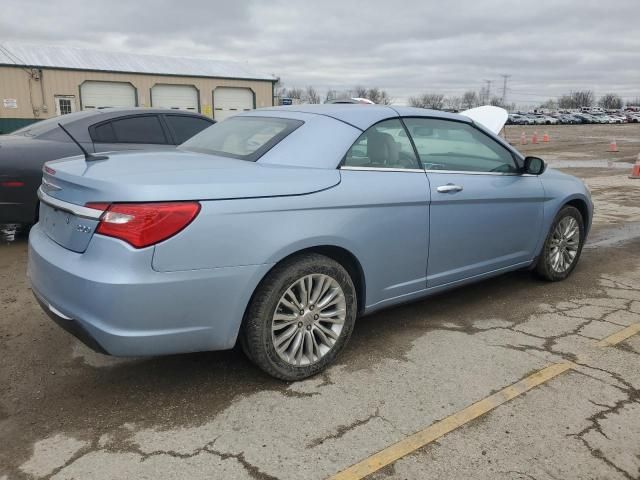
[630,155,640,179]
[532,131,538,144]
[543,132,549,142]
[609,139,618,152]
[520,131,527,145]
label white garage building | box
[0,43,277,132]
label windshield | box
[179,116,303,161]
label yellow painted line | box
[328,362,573,480]
[597,322,640,347]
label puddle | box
[586,222,640,249]
[547,159,633,169]
[1,224,29,243]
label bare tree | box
[366,88,392,105]
[489,96,506,107]
[445,96,462,111]
[304,86,321,104]
[377,90,393,105]
[598,93,623,110]
[572,90,595,108]
[539,99,558,110]
[354,85,368,98]
[462,91,478,110]
[558,94,574,109]
[346,86,392,104]
[408,93,445,110]
[557,90,596,109]
[324,89,338,103]
[287,87,304,102]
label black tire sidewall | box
[536,206,585,281]
[243,254,357,381]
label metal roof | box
[0,43,276,81]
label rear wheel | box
[242,253,357,381]
[535,206,585,281]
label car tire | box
[535,206,585,282]
[241,253,357,381]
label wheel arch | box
[238,244,367,345]
[563,197,590,233]
[265,245,365,314]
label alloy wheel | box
[548,216,580,273]
[271,274,346,366]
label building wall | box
[0,66,274,132]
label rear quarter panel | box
[152,170,431,309]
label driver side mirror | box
[523,156,546,175]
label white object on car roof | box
[459,106,508,135]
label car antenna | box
[58,123,108,161]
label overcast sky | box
[1,0,639,105]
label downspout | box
[39,69,48,114]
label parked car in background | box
[507,114,529,125]
[625,113,640,123]
[540,115,558,125]
[574,113,597,124]
[531,115,548,125]
[29,104,592,380]
[0,108,215,224]
[609,114,627,123]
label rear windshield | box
[11,110,97,137]
[179,116,303,161]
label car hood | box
[44,149,341,204]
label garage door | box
[151,85,198,111]
[80,82,136,109]
[213,87,254,121]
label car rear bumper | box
[28,224,273,356]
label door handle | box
[436,184,463,193]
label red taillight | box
[92,202,200,248]
[1,181,24,187]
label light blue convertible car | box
[28,105,592,380]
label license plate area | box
[39,202,99,253]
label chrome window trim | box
[339,166,425,173]
[340,166,537,176]
[424,169,527,176]
[37,187,103,220]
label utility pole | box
[500,74,511,104]
[482,79,492,104]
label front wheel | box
[241,253,357,381]
[535,206,585,281]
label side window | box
[91,122,116,143]
[343,119,419,170]
[96,115,168,144]
[165,115,214,144]
[404,118,518,173]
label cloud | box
[1,0,638,105]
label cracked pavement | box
[1,142,640,479]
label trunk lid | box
[39,150,340,252]
[37,199,100,253]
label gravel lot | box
[1,124,639,480]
